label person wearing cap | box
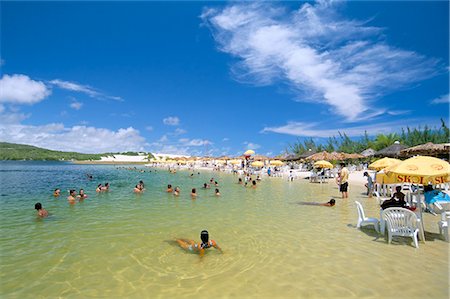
[363,172,373,198]
[176,230,222,257]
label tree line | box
[288,119,449,155]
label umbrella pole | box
[418,190,426,243]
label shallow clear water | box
[0,161,448,298]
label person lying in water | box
[176,230,222,257]
[297,199,336,207]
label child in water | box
[176,230,222,257]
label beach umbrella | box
[368,157,402,171]
[361,148,376,157]
[280,154,301,161]
[305,151,343,161]
[244,150,255,156]
[375,142,407,158]
[251,161,264,167]
[253,155,270,161]
[385,156,450,185]
[230,159,241,165]
[342,153,365,160]
[400,142,450,158]
[313,160,333,169]
[269,160,284,166]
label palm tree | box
[374,133,400,150]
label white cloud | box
[49,79,123,101]
[431,94,449,105]
[244,142,261,150]
[179,138,212,147]
[0,74,51,104]
[163,116,180,126]
[222,137,229,142]
[69,100,83,110]
[0,123,146,154]
[174,128,187,135]
[202,2,438,121]
[261,118,441,138]
[0,111,30,124]
[145,126,154,132]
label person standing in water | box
[35,202,49,217]
[53,188,61,197]
[77,189,88,200]
[176,230,222,257]
[339,163,349,198]
[67,190,77,204]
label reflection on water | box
[0,161,448,298]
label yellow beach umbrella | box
[368,157,402,171]
[385,156,450,185]
[251,161,264,167]
[244,150,255,156]
[230,160,241,165]
[375,172,398,185]
[269,160,284,166]
[313,160,333,169]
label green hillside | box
[0,142,153,161]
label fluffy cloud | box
[202,1,438,121]
[0,74,51,104]
[70,100,83,110]
[179,138,212,146]
[431,94,449,104]
[261,119,441,138]
[244,142,261,150]
[163,116,180,126]
[49,79,123,101]
[0,122,147,153]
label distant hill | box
[0,142,153,161]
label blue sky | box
[0,1,448,156]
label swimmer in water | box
[133,184,142,193]
[215,188,221,196]
[35,202,49,217]
[191,188,197,198]
[173,186,180,196]
[96,184,103,192]
[67,190,77,204]
[101,183,110,191]
[176,230,222,257]
[77,189,88,200]
[53,188,61,197]
[167,184,173,193]
[297,199,336,207]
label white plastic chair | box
[438,211,450,242]
[355,201,379,233]
[381,208,420,248]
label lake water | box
[0,161,448,298]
